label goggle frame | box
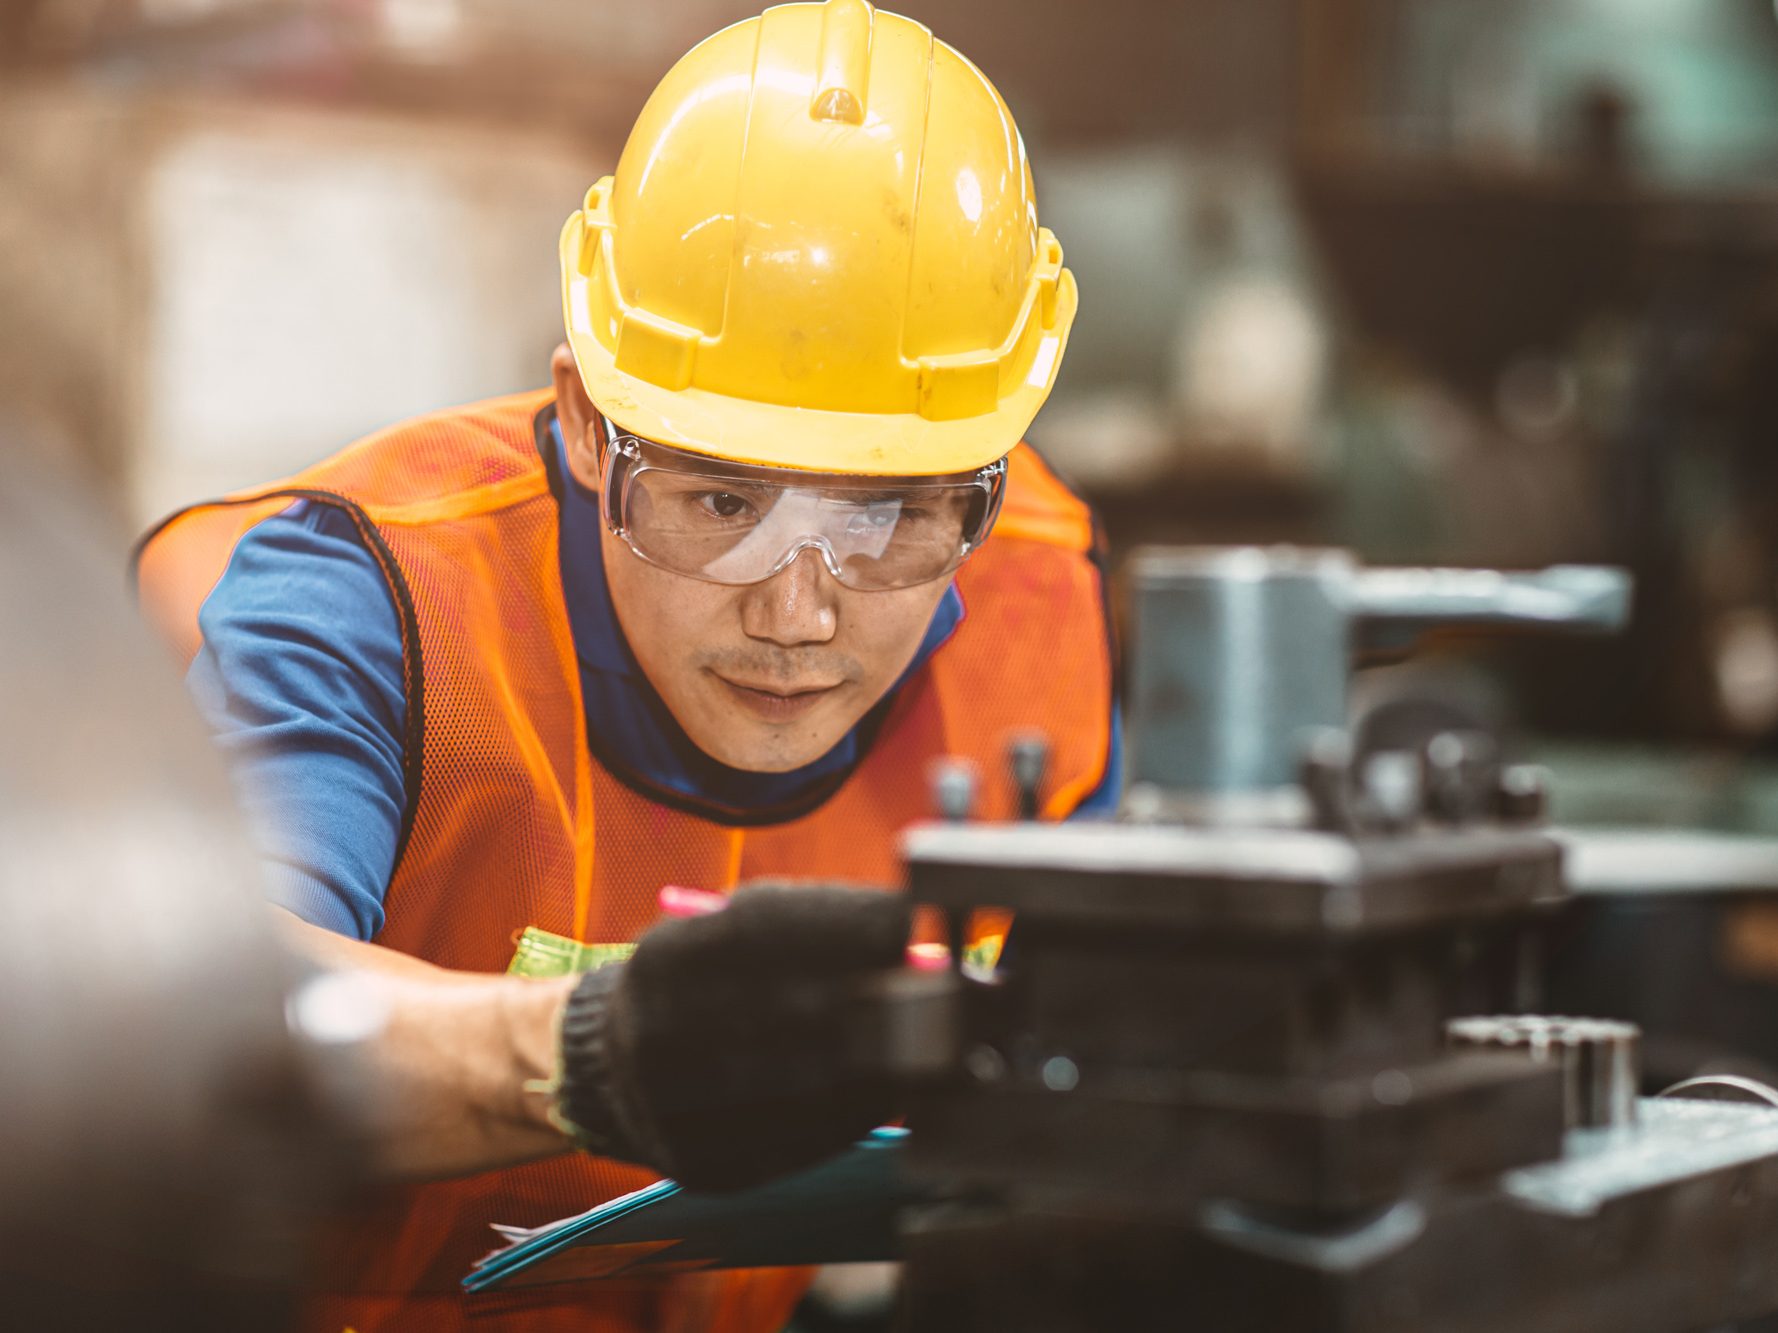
[595,416,1007,592]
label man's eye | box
[698,492,754,520]
[843,507,900,533]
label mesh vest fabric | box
[135,390,1114,1333]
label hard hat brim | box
[563,271,1078,478]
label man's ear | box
[550,343,602,486]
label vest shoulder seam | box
[991,510,1094,551]
[357,472,551,526]
[999,442,1095,552]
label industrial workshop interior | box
[11,0,1778,1329]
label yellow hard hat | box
[559,0,1077,477]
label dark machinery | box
[886,547,1778,1332]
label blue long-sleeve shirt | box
[187,420,1121,939]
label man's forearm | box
[278,911,576,1179]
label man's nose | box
[739,547,840,647]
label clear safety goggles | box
[598,420,1006,592]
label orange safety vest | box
[135,390,1114,1333]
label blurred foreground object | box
[0,434,355,1330]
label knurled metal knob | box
[1447,1014,1641,1129]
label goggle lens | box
[601,430,1002,591]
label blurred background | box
[5,0,1778,828]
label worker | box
[134,1,1116,1329]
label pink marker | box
[658,884,728,918]
[657,885,949,972]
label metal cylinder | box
[1125,547,1352,820]
[1122,549,1631,824]
[1447,1015,1641,1129]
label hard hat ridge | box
[810,0,875,125]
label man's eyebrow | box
[822,486,969,506]
[826,476,974,494]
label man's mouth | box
[713,675,842,723]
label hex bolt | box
[1496,764,1551,824]
[1362,750,1422,831]
[1298,727,1357,834]
[1007,732,1051,822]
[1422,730,1496,825]
[929,757,980,823]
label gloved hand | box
[553,882,911,1192]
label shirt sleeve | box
[185,500,408,940]
[1067,705,1123,819]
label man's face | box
[599,526,950,772]
[554,391,953,772]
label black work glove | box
[554,882,911,1192]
